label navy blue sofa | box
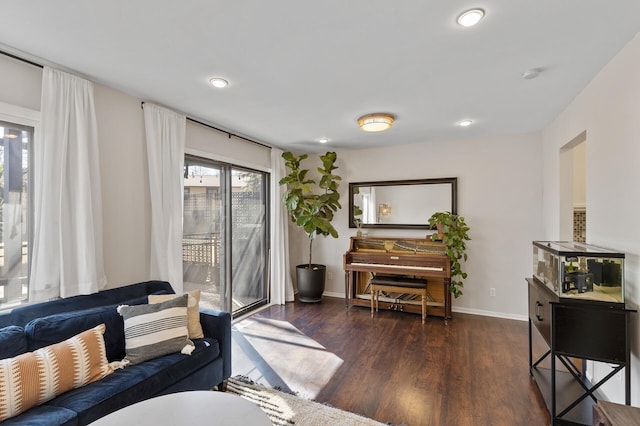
[0,281,231,425]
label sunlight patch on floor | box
[232,317,344,399]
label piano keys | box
[343,237,452,320]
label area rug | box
[227,376,386,426]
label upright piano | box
[343,237,452,320]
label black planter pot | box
[296,264,326,303]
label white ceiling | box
[1,1,639,152]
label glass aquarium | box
[532,241,624,304]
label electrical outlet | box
[327,272,333,281]
[489,288,496,297]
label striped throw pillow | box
[148,290,204,339]
[117,294,194,365]
[0,323,113,422]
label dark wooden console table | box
[527,278,635,425]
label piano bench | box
[369,275,428,324]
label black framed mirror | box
[348,177,457,229]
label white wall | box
[542,33,640,404]
[0,55,41,111]
[573,141,586,208]
[288,132,543,319]
[94,84,151,286]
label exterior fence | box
[182,234,221,265]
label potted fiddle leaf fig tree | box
[279,151,341,302]
[428,211,471,298]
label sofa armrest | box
[199,308,232,380]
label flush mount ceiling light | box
[357,113,395,132]
[209,77,228,88]
[457,9,485,27]
[458,119,473,127]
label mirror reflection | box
[349,178,457,229]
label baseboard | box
[322,291,528,322]
[451,306,528,322]
[323,291,344,299]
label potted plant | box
[279,151,342,302]
[353,206,363,237]
[353,187,363,236]
[428,211,471,298]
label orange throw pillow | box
[0,323,113,421]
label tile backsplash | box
[573,209,586,243]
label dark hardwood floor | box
[232,297,550,426]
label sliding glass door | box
[0,121,31,308]
[231,168,268,316]
[183,161,226,311]
[183,156,268,315]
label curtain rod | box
[0,49,44,69]
[0,51,272,151]
[187,117,271,149]
[141,102,271,150]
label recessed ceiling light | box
[458,119,473,127]
[318,138,329,144]
[457,9,485,27]
[209,77,228,88]
[357,113,395,132]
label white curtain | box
[30,67,106,301]
[361,187,377,224]
[270,148,294,304]
[143,103,186,293]
[368,187,377,223]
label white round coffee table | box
[90,391,271,425]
